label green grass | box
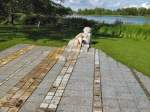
[0,37,68,51]
[0,32,68,51]
[93,24,150,77]
[0,25,71,51]
[93,38,150,77]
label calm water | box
[69,15,150,24]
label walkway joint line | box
[130,69,150,101]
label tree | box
[138,8,147,16]
[77,7,149,16]
[0,0,72,24]
[146,8,150,15]
[0,0,19,24]
[0,1,5,15]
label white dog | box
[67,27,92,52]
[74,27,91,49]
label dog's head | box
[83,27,91,34]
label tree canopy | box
[0,0,72,24]
[77,7,150,16]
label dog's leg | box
[85,44,89,52]
[81,44,89,52]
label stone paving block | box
[19,102,39,112]
[0,46,38,74]
[70,74,93,80]
[26,93,46,103]
[131,90,146,98]
[66,80,93,91]
[40,103,49,109]
[64,89,93,97]
[0,45,35,69]
[99,50,150,112]
[0,44,27,58]
[120,107,140,112]
[118,99,137,108]
[47,92,55,96]
[139,108,150,112]
[103,98,118,108]
[102,87,117,99]
[43,99,51,104]
[103,106,121,112]
[115,86,130,93]
[135,97,150,109]
[57,104,92,112]
[116,92,134,100]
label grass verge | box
[93,38,150,77]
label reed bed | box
[99,24,150,40]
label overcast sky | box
[60,0,150,10]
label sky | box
[59,0,150,10]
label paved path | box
[0,43,149,112]
[100,51,150,112]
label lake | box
[68,15,150,24]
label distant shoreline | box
[68,14,150,25]
[73,14,150,18]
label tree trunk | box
[8,13,14,25]
[37,21,41,28]
[8,6,14,25]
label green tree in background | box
[0,0,72,25]
[78,7,150,16]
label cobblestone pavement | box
[0,44,149,112]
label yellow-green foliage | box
[99,24,150,40]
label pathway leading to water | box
[0,42,149,112]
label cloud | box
[67,0,81,4]
[141,2,150,8]
[62,0,150,10]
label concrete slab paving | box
[56,48,95,112]
[0,44,149,112]
[0,47,52,98]
[99,50,150,112]
[0,44,28,58]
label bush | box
[99,24,150,40]
[23,15,58,25]
[59,17,100,35]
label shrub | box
[99,24,150,40]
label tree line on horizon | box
[0,0,72,25]
[77,7,150,16]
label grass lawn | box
[93,38,150,77]
[0,37,67,51]
[0,25,72,51]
